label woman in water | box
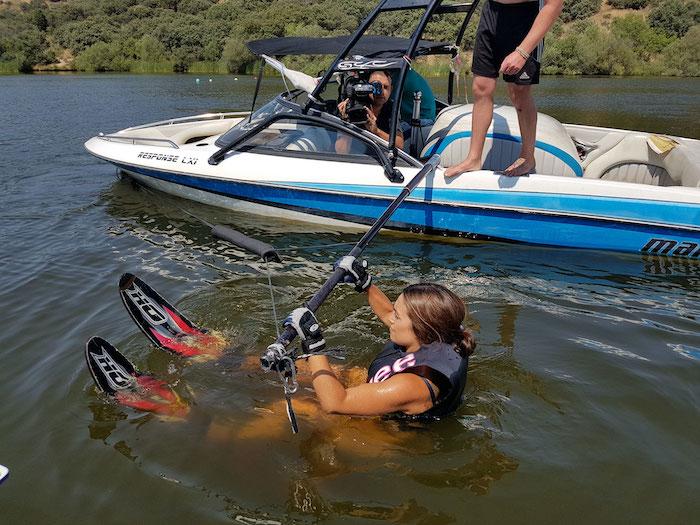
[288,256,476,418]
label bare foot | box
[503,157,535,177]
[444,158,481,178]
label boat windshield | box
[215,96,298,147]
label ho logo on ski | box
[124,285,168,325]
[86,337,136,394]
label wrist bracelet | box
[516,46,530,60]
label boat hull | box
[114,161,700,259]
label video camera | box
[340,76,383,125]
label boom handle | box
[212,225,282,262]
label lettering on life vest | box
[369,353,416,383]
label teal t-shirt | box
[398,69,436,123]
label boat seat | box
[579,133,626,168]
[582,134,700,187]
[421,104,583,177]
[661,140,700,188]
[150,120,241,145]
[285,127,333,153]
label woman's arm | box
[307,355,435,416]
[367,284,393,327]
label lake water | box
[1,73,699,524]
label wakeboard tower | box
[85,336,190,418]
[119,273,224,359]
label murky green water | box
[1,74,699,524]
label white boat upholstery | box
[285,126,333,152]
[583,134,700,187]
[583,134,669,183]
[665,141,700,188]
[118,119,242,145]
[421,104,583,177]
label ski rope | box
[264,258,299,432]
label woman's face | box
[389,294,420,350]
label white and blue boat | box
[85,0,700,259]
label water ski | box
[0,464,8,485]
[118,273,224,358]
[85,336,189,418]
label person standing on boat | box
[286,259,475,418]
[336,70,405,153]
[445,0,563,178]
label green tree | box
[54,17,118,53]
[649,0,698,37]
[607,0,649,8]
[561,0,602,23]
[221,35,253,73]
[611,13,675,59]
[178,0,216,15]
[75,39,134,71]
[31,9,48,32]
[660,24,700,75]
[135,34,167,61]
[543,21,638,75]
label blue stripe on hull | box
[119,164,700,258]
[290,182,700,229]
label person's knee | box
[472,77,496,100]
[507,85,534,112]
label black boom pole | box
[261,154,441,369]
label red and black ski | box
[119,273,224,358]
[85,336,189,418]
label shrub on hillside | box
[649,0,698,37]
[0,26,55,71]
[543,21,638,75]
[54,18,118,53]
[134,35,166,61]
[561,0,602,23]
[611,14,675,58]
[74,41,131,71]
[660,24,700,75]
[607,0,649,8]
[178,0,216,16]
[221,36,253,73]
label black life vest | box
[366,341,469,418]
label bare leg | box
[445,76,497,177]
[503,83,537,177]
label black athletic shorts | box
[472,0,541,85]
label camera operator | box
[336,70,404,154]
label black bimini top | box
[246,35,453,59]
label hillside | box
[0,0,698,76]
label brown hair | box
[369,69,392,86]
[401,283,476,357]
